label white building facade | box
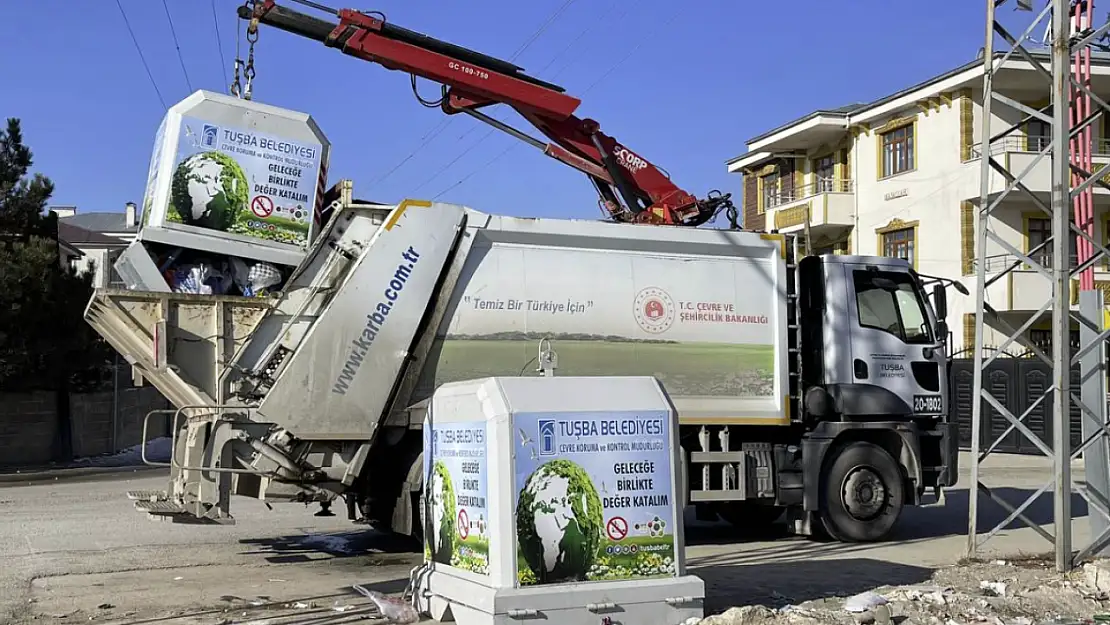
[726,51,1110,356]
[53,202,140,288]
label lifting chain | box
[230,0,260,100]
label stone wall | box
[0,386,169,467]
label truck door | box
[846,265,942,417]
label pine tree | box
[0,118,111,459]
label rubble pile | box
[688,559,1110,625]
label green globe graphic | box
[428,460,456,565]
[516,459,603,584]
[170,151,249,231]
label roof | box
[735,47,1110,156]
[59,212,137,233]
[742,104,865,148]
[58,240,83,258]
[58,222,127,247]
[823,103,869,114]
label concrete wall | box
[0,387,169,467]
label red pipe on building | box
[1072,0,1096,291]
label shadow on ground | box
[237,486,1090,564]
[239,529,418,564]
[693,557,933,613]
[889,486,1088,541]
[687,486,1090,549]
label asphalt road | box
[0,452,1094,624]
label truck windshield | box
[853,270,934,345]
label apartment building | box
[725,50,1110,355]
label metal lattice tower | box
[967,0,1110,571]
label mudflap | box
[390,450,425,537]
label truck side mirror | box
[933,283,948,320]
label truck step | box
[131,499,238,525]
[127,490,168,502]
[135,499,186,517]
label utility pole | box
[967,0,1110,571]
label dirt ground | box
[694,558,1110,625]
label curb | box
[0,464,168,485]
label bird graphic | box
[518,428,533,448]
[600,481,609,494]
[183,124,199,148]
[529,447,538,461]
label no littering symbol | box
[457,509,469,540]
[251,195,274,218]
[606,516,628,541]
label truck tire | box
[717,501,784,534]
[818,441,904,543]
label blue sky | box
[2,1,1017,222]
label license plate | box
[913,394,943,414]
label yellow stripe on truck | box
[384,198,433,231]
[679,395,793,426]
[679,416,792,426]
[759,233,787,259]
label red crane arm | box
[241,0,734,227]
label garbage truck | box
[86,179,959,544]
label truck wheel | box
[818,441,904,543]
[717,501,784,534]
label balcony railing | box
[764,178,854,209]
[971,252,1081,273]
[970,135,1110,159]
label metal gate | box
[949,357,1083,455]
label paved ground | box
[0,451,1096,624]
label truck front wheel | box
[818,441,904,542]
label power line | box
[428,6,680,201]
[211,0,230,89]
[367,118,453,189]
[161,0,194,93]
[369,0,582,189]
[415,1,622,195]
[578,9,680,97]
[508,0,580,61]
[419,0,621,176]
[535,0,622,77]
[411,127,497,194]
[115,0,168,109]
[432,143,519,200]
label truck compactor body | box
[87,180,958,543]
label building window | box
[1026,216,1077,269]
[1026,122,1049,152]
[880,124,915,178]
[760,172,779,212]
[881,227,915,266]
[1025,104,1051,152]
[107,249,126,287]
[814,155,835,192]
[1028,328,1079,353]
